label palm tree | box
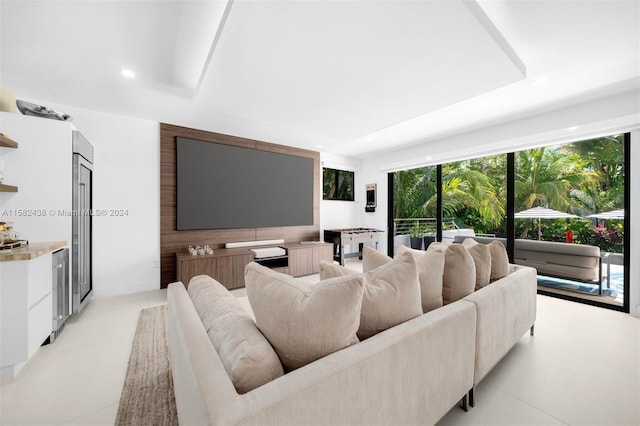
[416,165,504,230]
[393,167,436,219]
[515,146,597,211]
[515,146,597,237]
[566,135,624,213]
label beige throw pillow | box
[187,275,284,393]
[442,244,476,304]
[462,238,492,290]
[362,246,390,271]
[320,251,422,340]
[426,241,451,253]
[488,241,510,281]
[245,262,365,371]
[395,245,445,312]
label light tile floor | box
[1,266,638,425]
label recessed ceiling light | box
[365,136,373,142]
[568,126,579,131]
[121,68,136,79]
[533,76,549,85]
[425,156,432,161]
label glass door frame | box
[388,133,631,313]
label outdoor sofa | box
[453,235,602,289]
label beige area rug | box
[115,305,178,425]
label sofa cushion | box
[427,241,451,253]
[362,246,392,271]
[515,238,600,257]
[488,241,510,281]
[442,244,476,304]
[395,245,445,312]
[462,238,492,290]
[187,275,284,393]
[320,251,422,339]
[245,262,365,371]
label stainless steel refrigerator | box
[72,131,93,314]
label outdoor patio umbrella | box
[586,208,625,220]
[514,206,579,240]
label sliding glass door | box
[515,136,627,309]
[388,133,629,312]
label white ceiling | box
[1,0,638,158]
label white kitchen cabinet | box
[0,252,54,380]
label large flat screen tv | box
[176,137,314,230]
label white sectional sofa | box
[463,264,537,404]
[167,251,537,425]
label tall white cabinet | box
[0,112,74,379]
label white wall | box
[360,88,640,316]
[0,113,73,245]
[41,103,160,297]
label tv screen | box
[176,137,314,230]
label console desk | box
[175,242,333,290]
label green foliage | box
[514,145,598,214]
[409,221,423,238]
[393,166,436,219]
[577,222,624,253]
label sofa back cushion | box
[362,245,392,271]
[488,241,510,281]
[462,238,492,290]
[394,245,445,312]
[187,275,284,394]
[245,262,365,371]
[320,251,422,339]
[427,241,451,252]
[442,244,476,304]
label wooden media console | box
[176,242,333,290]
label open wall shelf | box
[0,134,19,148]
[0,183,18,192]
[0,133,19,191]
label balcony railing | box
[393,217,495,238]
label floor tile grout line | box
[532,320,640,378]
[482,381,570,425]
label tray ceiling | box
[1,0,638,157]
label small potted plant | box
[422,225,436,250]
[409,221,423,250]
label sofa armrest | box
[463,265,537,385]
[169,280,477,426]
[168,282,238,425]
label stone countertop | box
[0,241,67,261]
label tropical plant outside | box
[393,135,625,253]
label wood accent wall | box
[160,123,320,287]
